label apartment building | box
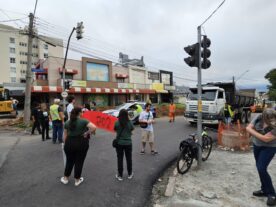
[0,23,63,87]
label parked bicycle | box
[177,127,213,174]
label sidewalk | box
[150,147,276,207]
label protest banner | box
[82,111,117,132]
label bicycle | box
[176,127,213,174]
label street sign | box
[61,91,68,98]
[31,68,46,73]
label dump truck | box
[184,81,255,124]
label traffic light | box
[64,80,72,90]
[64,80,69,90]
[184,43,199,67]
[76,22,84,40]
[201,35,211,69]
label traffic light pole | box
[197,26,203,167]
[62,27,76,111]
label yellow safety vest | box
[50,104,61,121]
[224,105,234,118]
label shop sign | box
[72,80,87,87]
[164,85,176,91]
[118,83,134,89]
[152,83,164,90]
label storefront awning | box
[155,90,168,93]
[31,86,155,94]
[4,86,25,96]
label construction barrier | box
[217,120,251,151]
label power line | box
[200,0,226,26]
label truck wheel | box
[241,111,246,124]
[246,111,251,123]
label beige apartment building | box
[0,23,63,87]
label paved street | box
[0,117,216,207]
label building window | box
[10,58,16,63]
[32,45,38,49]
[10,67,16,73]
[10,77,16,83]
[10,48,16,53]
[44,44,48,50]
[44,53,48,58]
[116,78,125,83]
[61,74,73,79]
[10,37,15,43]
[19,42,27,47]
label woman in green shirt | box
[60,107,96,186]
[114,109,134,181]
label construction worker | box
[224,102,234,127]
[50,99,64,144]
[169,100,176,122]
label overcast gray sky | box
[1,0,275,90]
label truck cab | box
[184,86,225,124]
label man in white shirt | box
[66,95,75,120]
[139,103,158,155]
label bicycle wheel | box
[202,135,213,161]
[176,145,193,174]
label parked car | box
[102,102,156,123]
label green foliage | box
[265,68,276,101]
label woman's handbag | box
[112,139,119,148]
[112,126,126,148]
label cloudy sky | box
[1,0,275,91]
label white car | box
[103,102,146,123]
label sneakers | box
[60,177,69,185]
[140,150,145,155]
[75,177,84,186]
[253,190,266,197]
[128,173,134,180]
[267,196,276,206]
[151,151,158,155]
[115,174,123,181]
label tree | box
[265,68,276,101]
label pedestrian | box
[82,103,91,112]
[224,102,234,128]
[246,108,276,206]
[31,102,42,135]
[50,99,64,144]
[114,109,135,181]
[90,101,96,111]
[60,107,96,186]
[139,103,158,155]
[169,100,176,122]
[66,95,75,120]
[10,97,19,116]
[39,103,51,141]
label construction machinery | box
[0,87,16,117]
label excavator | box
[0,87,16,117]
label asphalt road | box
[0,116,216,207]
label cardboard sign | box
[82,111,117,132]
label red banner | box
[82,111,117,132]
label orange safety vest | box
[169,104,176,113]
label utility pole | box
[197,26,203,167]
[24,13,34,125]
